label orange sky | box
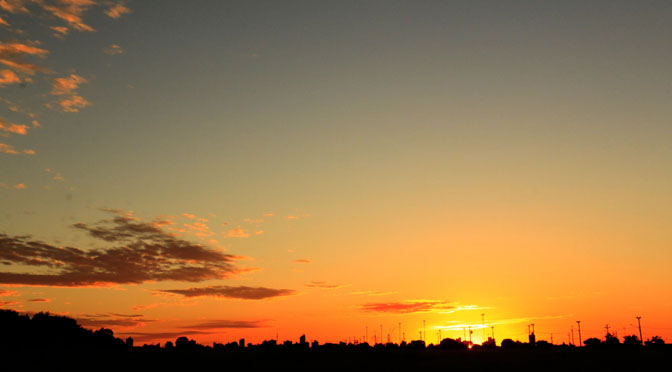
[1,1,671,346]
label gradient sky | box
[1,0,671,346]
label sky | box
[1,0,671,346]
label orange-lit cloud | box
[305,281,349,289]
[50,26,69,37]
[51,74,87,95]
[0,118,28,135]
[0,42,49,74]
[42,0,96,32]
[226,228,250,238]
[105,2,130,19]
[293,259,311,264]
[159,286,295,300]
[0,143,34,155]
[360,300,455,314]
[50,74,90,112]
[58,94,90,112]
[0,0,28,13]
[0,69,20,85]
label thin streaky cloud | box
[159,285,295,300]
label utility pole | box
[571,327,575,346]
[481,313,486,342]
[636,316,643,345]
[576,321,582,347]
[605,324,610,338]
[491,326,495,341]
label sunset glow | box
[1,1,671,348]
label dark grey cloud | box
[77,313,154,328]
[0,211,244,286]
[160,285,295,300]
[179,319,267,330]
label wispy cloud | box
[178,319,267,330]
[305,281,349,289]
[27,298,51,302]
[293,259,311,264]
[0,143,34,155]
[103,44,123,55]
[105,2,130,19]
[226,227,250,238]
[159,285,295,300]
[360,300,455,314]
[42,0,97,32]
[77,313,154,329]
[0,42,49,74]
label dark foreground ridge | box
[1,309,670,371]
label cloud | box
[0,42,49,74]
[360,300,455,314]
[0,143,34,155]
[293,259,311,264]
[49,74,90,112]
[159,285,295,300]
[0,15,8,27]
[0,0,29,13]
[286,215,299,220]
[105,3,130,19]
[42,0,96,32]
[0,209,246,286]
[0,69,20,85]
[77,313,153,328]
[50,26,69,37]
[182,213,196,219]
[226,228,250,238]
[349,290,397,296]
[184,221,214,237]
[51,74,87,95]
[0,289,19,297]
[179,319,267,330]
[57,94,90,112]
[305,281,349,289]
[44,168,64,181]
[103,44,123,55]
[27,298,50,302]
[0,182,26,190]
[0,118,29,135]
